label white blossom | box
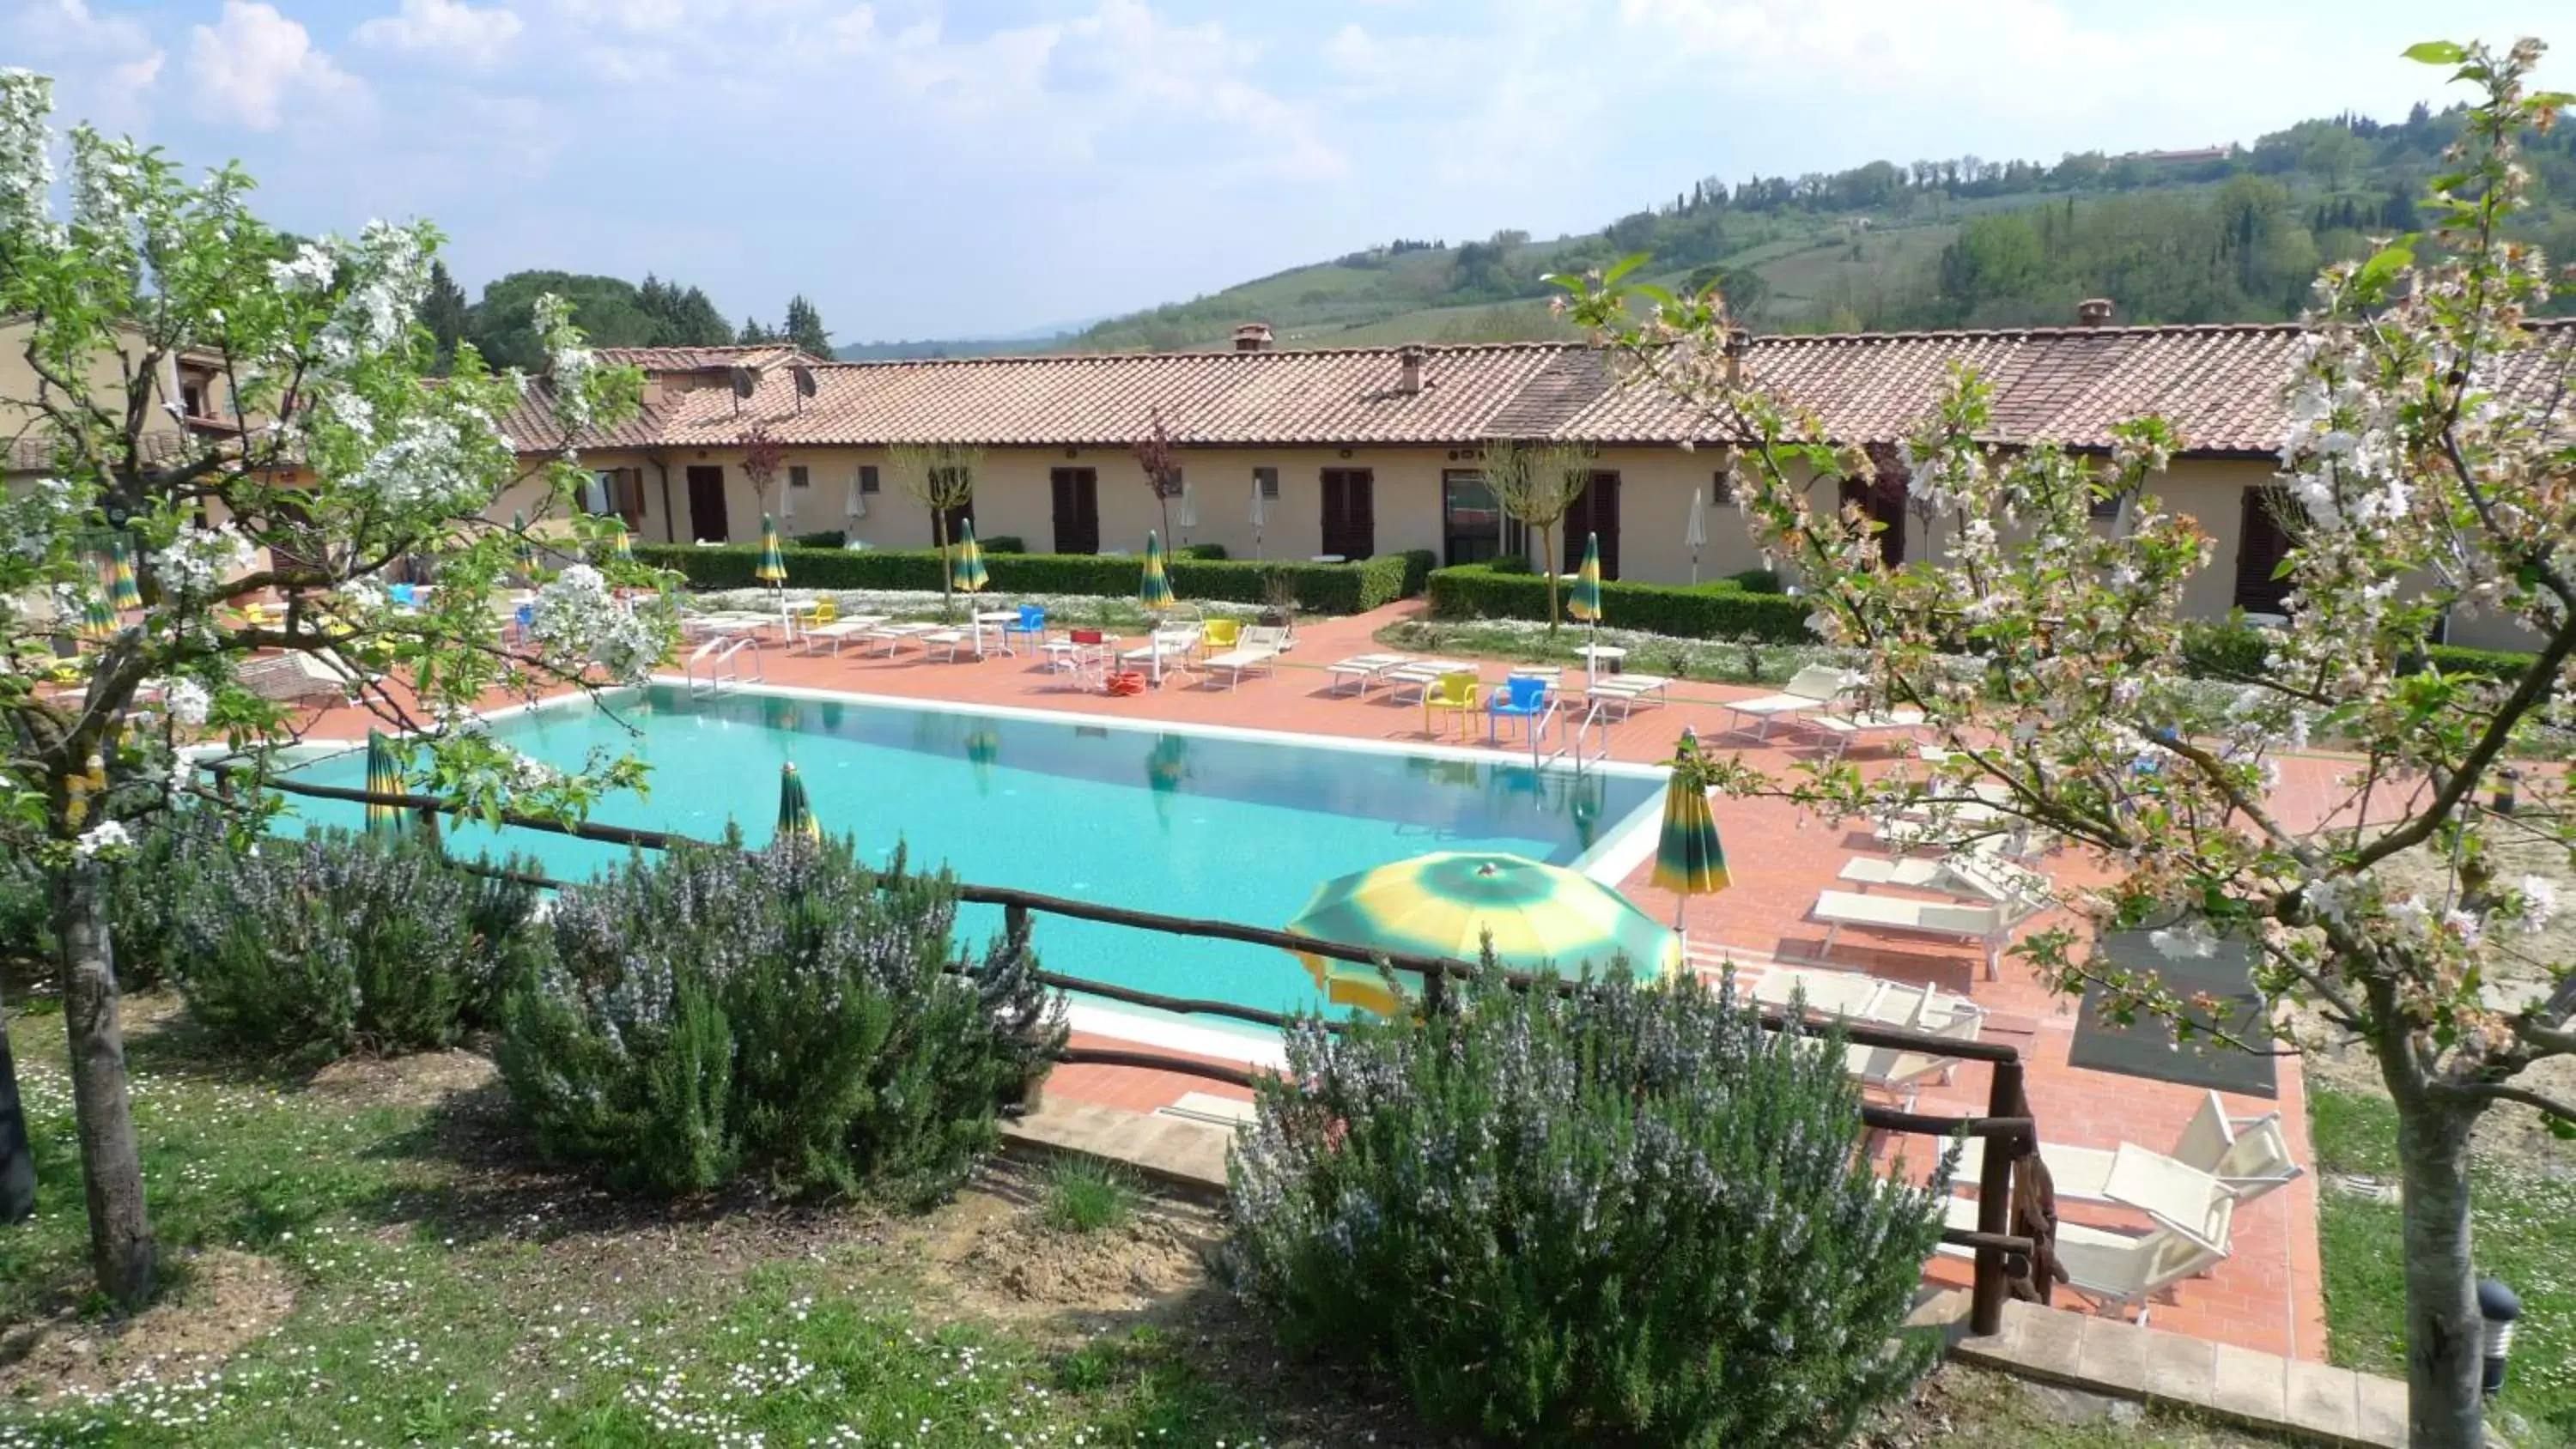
[154,524,261,598]
[528,561,664,683]
[2441,907,2484,946]
[2518,876,2558,934]
[2149,921,2220,960]
[75,820,131,858]
[0,70,55,240]
[154,677,211,726]
[346,409,505,512]
[270,239,337,294]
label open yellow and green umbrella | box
[366,730,405,838]
[106,537,142,611]
[512,510,538,575]
[756,514,788,585]
[1138,530,1174,611]
[776,761,818,841]
[1285,851,1680,1016]
[1652,727,1729,937]
[951,519,989,595]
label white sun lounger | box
[863,621,941,657]
[1200,626,1290,689]
[1950,1092,2303,1210]
[1721,664,1858,740]
[1809,888,2043,981]
[1806,708,1928,759]
[1327,653,1414,695]
[794,615,891,656]
[1935,1197,2229,1327]
[1382,660,1471,706]
[1585,674,1672,719]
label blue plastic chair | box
[1488,675,1552,745]
[1005,604,1048,652]
[513,603,535,644]
[388,584,416,607]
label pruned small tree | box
[1133,408,1182,544]
[738,423,787,523]
[888,443,981,618]
[0,70,674,1307]
[1481,437,1597,634]
[1558,39,2574,1449]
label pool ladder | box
[684,635,762,697]
[1546,699,1613,773]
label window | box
[583,471,614,515]
[1711,467,1735,506]
[858,464,881,494]
[1255,466,1280,500]
[179,383,207,419]
[1442,470,1505,567]
[788,464,811,490]
[2089,486,2125,520]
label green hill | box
[1059,106,2576,353]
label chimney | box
[1232,321,1274,353]
[2077,297,2115,327]
[1722,328,1751,387]
[1397,343,1427,396]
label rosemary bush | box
[2,808,214,990]
[175,827,543,1064]
[1227,966,1945,1447]
[495,836,1065,1203]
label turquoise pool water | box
[281,686,1662,1023]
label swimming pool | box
[280,685,1663,1038]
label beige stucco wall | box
[0,318,225,476]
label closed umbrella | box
[610,520,633,565]
[511,510,537,577]
[951,519,989,596]
[1137,530,1176,683]
[1686,485,1708,585]
[1570,531,1606,682]
[776,761,819,841]
[755,513,788,585]
[366,729,405,838]
[81,591,116,643]
[964,728,1000,796]
[1285,851,1680,1016]
[1249,478,1268,560]
[106,537,142,611]
[1651,727,1730,944]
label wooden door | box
[2234,488,2299,613]
[685,465,729,543]
[1838,476,1905,567]
[1561,470,1622,579]
[1320,468,1375,559]
[1050,467,1101,554]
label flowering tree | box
[738,422,786,522]
[1133,407,1182,543]
[0,70,677,1307]
[1478,437,1596,633]
[1559,39,2573,1449]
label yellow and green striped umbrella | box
[964,728,1000,795]
[106,537,142,611]
[512,511,538,574]
[366,730,405,837]
[1285,851,1680,1016]
[1138,530,1174,611]
[756,514,788,585]
[776,761,819,841]
[951,519,989,595]
[81,591,117,642]
[1569,531,1604,624]
[1652,727,1729,932]
[611,520,633,565]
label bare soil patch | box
[307,1046,498,1109]
[912,1158,1224,1330]
[0,1249,295,1404]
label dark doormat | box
[2067,927,2278,1099]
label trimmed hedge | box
[2184,620,2541,684]
[1427,562,1815,643]
[639,543,1423,614]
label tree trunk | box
[2392,1088,2485,1448]
[1540,524,1559,636]
[0,984,33,1224]
[52,860,154,1307]
[933,512,952,621]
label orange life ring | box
[1105,670,1148,696]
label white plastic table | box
[1576,643,1625,683]
[973,609,1020,657]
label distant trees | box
[416,270,781,373]
[636,275,731,348]
[782,295,832,358]
[420,260,471,373]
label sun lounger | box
[1935,1198,2227,1327]
[1838,850,2046,905]
[1721,665,1858,740]
[1585,674,1671,719]
[863,622,941,657]
[1809,888,2044,981]
[795,615,890,656]
[1949,1092,2302,1210]
[1382,660,1472,706]
[1806,708,1928,759]
[921,629,975,662]
[1327,653,1414,695]
[1200,626,1291,689]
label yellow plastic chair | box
[795,597,837,628]
[1423,670,1481,739]
[1201,617,1242,654]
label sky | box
[6,0,2570,342]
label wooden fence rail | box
[212,761,2046,1332]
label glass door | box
[1443,470,1503,566]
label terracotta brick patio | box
[290,597,2364,1362]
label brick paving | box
[288,597,2369,1361]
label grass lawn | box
[2308,1083,2576,1447]
[0,992,2310,1447]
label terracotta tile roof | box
[593,343,823,372]
[503,322,2576,462]
[493,379,672,454]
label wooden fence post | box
[1969,1057,2026,1336]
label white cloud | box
[2,0,166,130]
[186,0,364,130]
[355,0,526,68]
